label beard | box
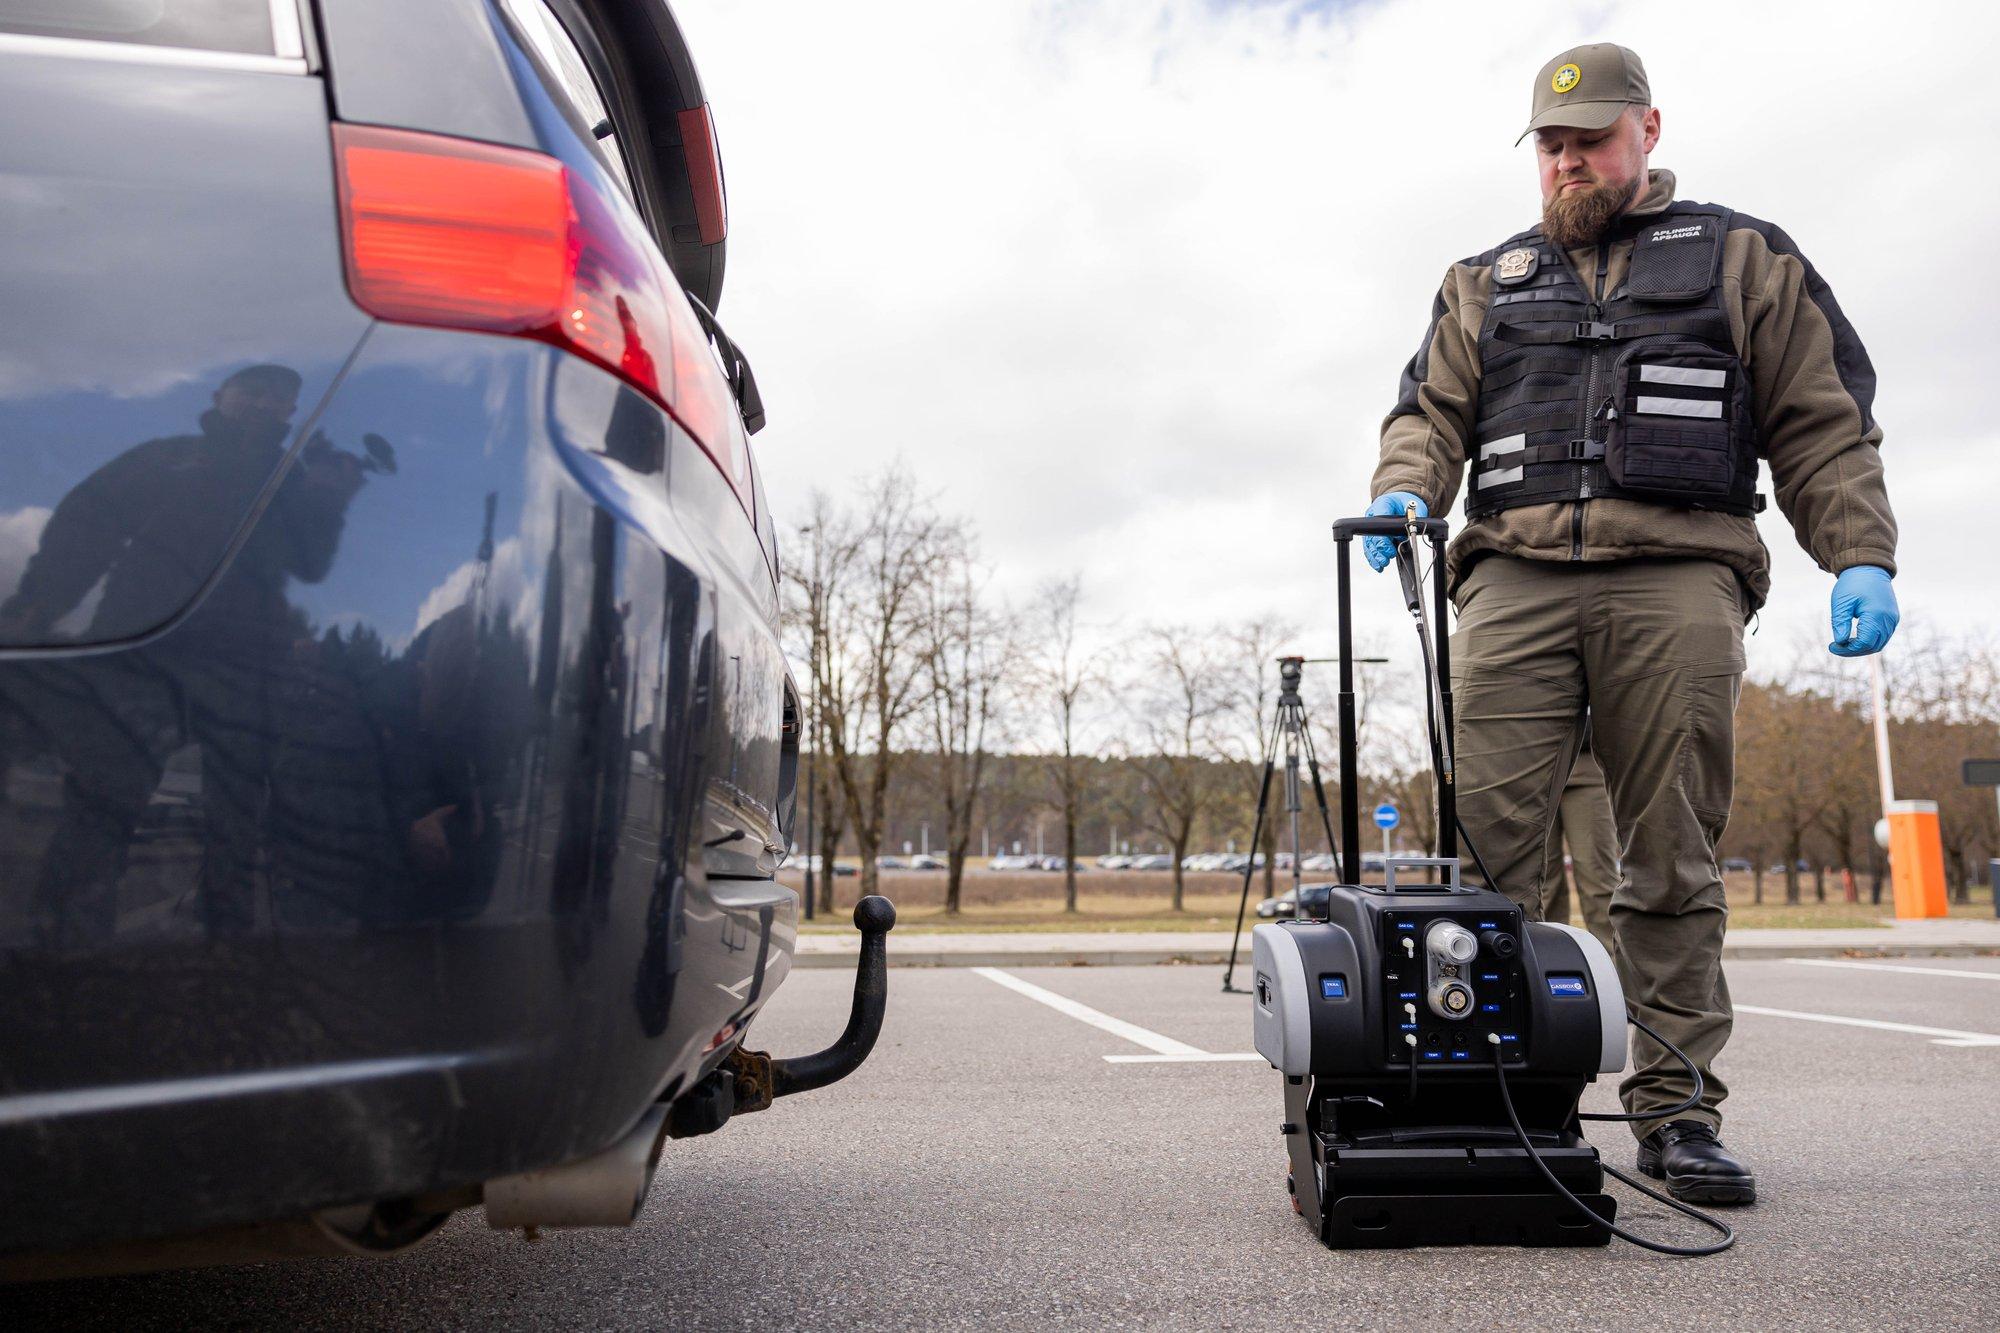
[1542,172,1641,249]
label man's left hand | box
[1829,565,1898,657]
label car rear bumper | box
[0,328,793,1257]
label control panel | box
[1379,907,1528,1065]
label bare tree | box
[786,491,857,912]
[1887,632,2000,900]
[1223,617,1299,901]
[1029,575,1104,913]
[1760,678,1840,905]
[820,467,950,901]
[920,533,1012,913]
[1126,628,1229,911]
[1801,656,1877,902]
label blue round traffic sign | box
[1373,803,1399,830]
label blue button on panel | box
[1498,1033,1519,1043]
[1422,1051,1444,1061]
[1450,1050,1470,1061]
[1320,975,1348,999]
[1479,973,1500,983]
[1398,991,1418,1000]
[1480,1002,1501,1013]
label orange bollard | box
[1885,800,1949,920]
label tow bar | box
[674,895,896,1135]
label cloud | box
[0,506,51,603]
[673,0,1996,681]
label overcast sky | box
[675,0,1995,687]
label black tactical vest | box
[1465,202,1761,521]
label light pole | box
[802,736,815,922]
[798,519,820,921]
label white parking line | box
[969,967,1267,1063]
[1734,1004,2000,1048]
[1785,958,2000,983]
[971,967,1205,1056]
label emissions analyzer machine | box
[1249,514,1731,1255]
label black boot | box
[1637,1120,1756,1205]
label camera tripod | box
[1220,656,1341,994]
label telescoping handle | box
[1329,515,1455,886]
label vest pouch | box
[1604,342,1738,502]
[1626,215,1723,303]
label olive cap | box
[1517,43,1650,145]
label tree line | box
[787,469,1998,913]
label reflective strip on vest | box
[1638,364,1726,388]
[1475,465,1524,489]
[1634,395,1724,419]
[1478,433,1526,463]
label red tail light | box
[333,123,750,504]
[676,104,728,245]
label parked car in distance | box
[908,854,946,871]
[793,854,860,877]
[1128,854,1175,872]
[1722,857,1753,873]
[1097,855,1131,870]
[876,856,909,871]
[1256,884,1334,920]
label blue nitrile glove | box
[1363,492,1427,572]
[1829,566,1898,657]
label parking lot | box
[7,956,1998,1329]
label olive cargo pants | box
[1540,744,1619,953]
[1451,556,1744,1138]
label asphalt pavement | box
[7,958,1998,1329]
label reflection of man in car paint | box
[0,364,362,644]
[0,364,370,944]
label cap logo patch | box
[1552,63,1581,94]
[1494,247,1539,285]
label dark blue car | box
[0,0,889,1274]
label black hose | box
[1576,1015,1707,1123]
[1487,1029,1735,1256]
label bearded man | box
[1361,43,1899,1205]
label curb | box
[793,940,2000,969]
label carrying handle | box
[1330,515,1455,885]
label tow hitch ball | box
[672,895,895,1136]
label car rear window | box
[0,0,278,56]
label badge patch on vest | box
[1494,247,1540,286]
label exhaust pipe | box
[483,1105,669,1231]
[728,895,895,1114]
